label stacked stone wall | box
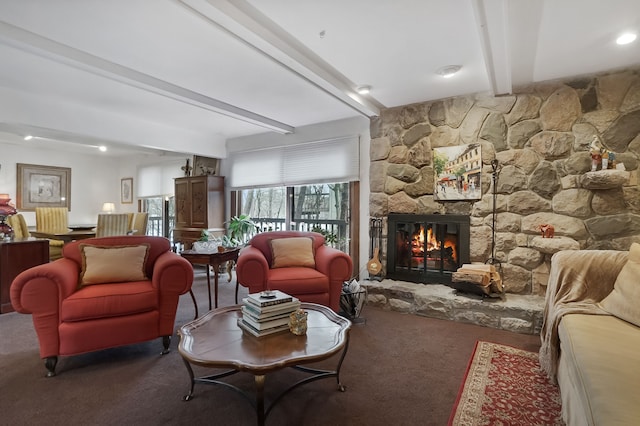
[370,68,640,296]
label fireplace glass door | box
[387,214,470,284]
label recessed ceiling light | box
[24,135,33,140]
[356,85,371,95]
[436,65,462,78]
[98,145,107,152]
[616,32,637,45]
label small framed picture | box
[121,177,133,204]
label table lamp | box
[0,194,18,238]
[102,202,115,214]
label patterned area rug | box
[448,341,564,426]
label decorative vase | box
[0,194,17,239]
[289,309,308,335]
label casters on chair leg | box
[44,356,57,377]
[161,335,171,355]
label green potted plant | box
[226,214,259,246]
[311,226,338,247]
[219,235,241,250]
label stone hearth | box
[362,279,545,335]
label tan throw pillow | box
[80,244,150,285]
[270,237,315,269]
[600,242,640,327]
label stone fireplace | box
[386,213,470,284]
[363,67,640,334]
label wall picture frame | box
[192,155,219,176]
[433,144,482,201]
[16,163,71,210]
[121,177,133,204]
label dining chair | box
[7,213,30,239]
[127,212,149,236]
[35,207,69,260]
[95,213,130,237]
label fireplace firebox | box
[386,213,470,284]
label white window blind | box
[229,150,284,189]
[230,136,359,189]
[137,160,184,197]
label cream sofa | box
[539,244,640,425]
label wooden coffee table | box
[178,303,351,425]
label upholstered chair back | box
[96,213,130,237]
[128,212,149,235]
[35,207,69,232]
[35,208,68,260]
[7,213,30,239]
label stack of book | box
[238,290,301,337]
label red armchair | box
[10,235,194,376]
[236,231,353,311]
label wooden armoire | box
[173,175,225,248]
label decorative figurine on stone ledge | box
[539,224,555,238]
[590,137,605,171]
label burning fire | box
[411,225,457,262]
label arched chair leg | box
[161,335,171,355]
[45,356,58,377]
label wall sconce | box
[102,202,115,214]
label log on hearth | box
[451,263,503,296]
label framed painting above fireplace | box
[433,144,482,201]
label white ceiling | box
[0,0,639,157]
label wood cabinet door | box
[174,178,191,228]
[189,177,209,228]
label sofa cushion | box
[270,237,315,269]
[80,244,150,285]
[267,267,329,295]
[600,242,640,327]
[558,314,640,425]
[61,281,157,322]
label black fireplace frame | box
[386,213,470,284]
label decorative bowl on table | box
[192,241,220,253]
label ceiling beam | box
[0,20,294,134]
[472,0,512,96]
[179,0,381,117]
[506,1,544,87]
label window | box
[139,196,174,238]
[235,182,352,253]
[229,135,360,261]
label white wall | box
[224,116,371,276]
[0,141,183,227]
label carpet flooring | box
[0,267,541,426]
[448,341,563,426]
